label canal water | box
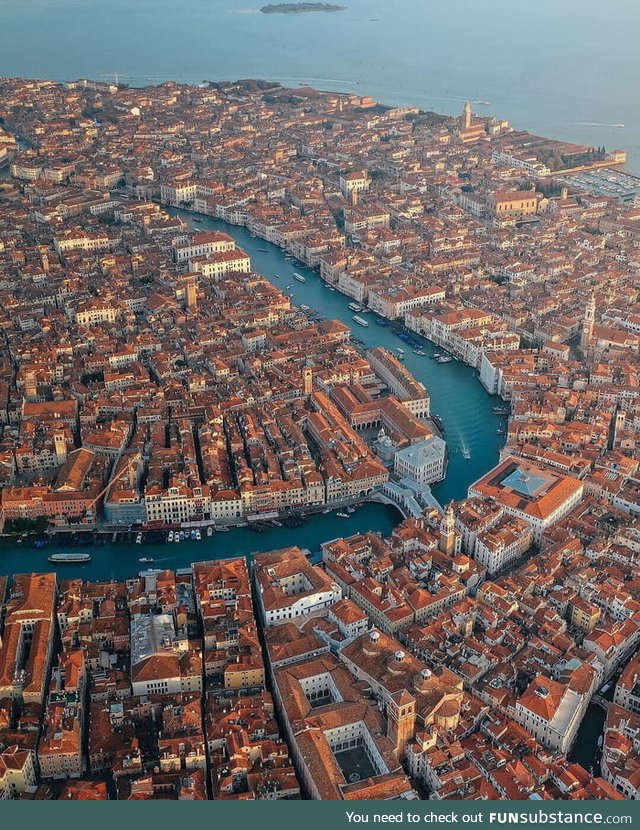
[0,502,400,581]
[569,703,606,774]
[0,210,505,581]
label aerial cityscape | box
[0,9,640,806]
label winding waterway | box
[175,209,506,505]
[0,502,399,581]
[0,210,504,580]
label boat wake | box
[456,429,471,460]
[576,121,624,128]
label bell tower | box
[24,370,37,402]
[185,279,197,311]
[54,431,68,466]
[439,503,457,555]
[580,292,596,351]
[462,101,472,130]
[303,367,313,397]
[612,407,626,448]
[386,686,416,757]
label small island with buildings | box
[261,3,346,14]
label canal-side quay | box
[0,501,401,581]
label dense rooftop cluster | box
[0,76,637,530]
[0,561,301,799]
[1,512,637,799]
[0,75,639,799]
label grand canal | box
[180,210,506,505]
[0,210,505,581]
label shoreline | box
[1,76,635,176]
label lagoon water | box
[1,0,639,172]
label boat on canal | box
[352,315,369,327]
[293,272,306,283]
[48,552,91,564]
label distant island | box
[260,3,346,14]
